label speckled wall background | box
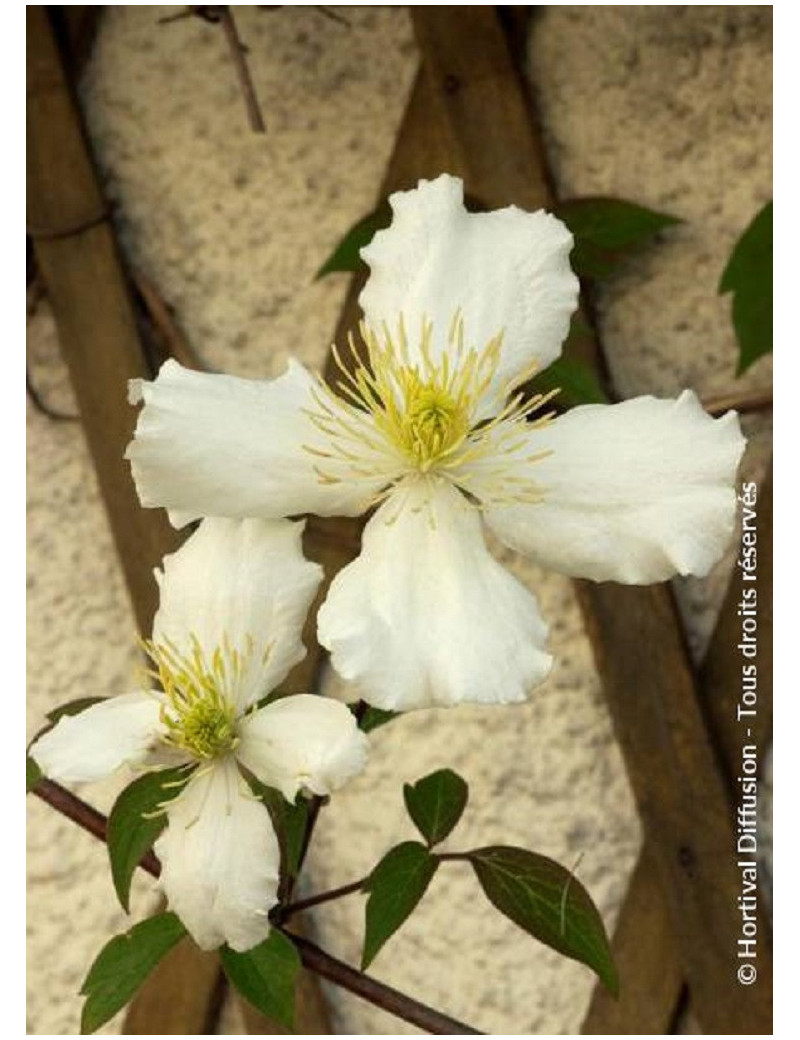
[27,6,772,1034]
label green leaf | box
[26,755,42,793]
[718,200,772,375]
[521,317,609,408]
[359,706,398,733]
[403,769,468,847]
[219,930,301,1029]
[80,912,186,1033]
[107,767,191,912]
[281,797,309,878]
[530,354,608,407]
[469,846,618,995]
[554,197,681,279]
[316,200,392,278]
[362,841,438,969]
[46,697,106,723]
[244,775,310,879]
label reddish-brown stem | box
[285,931,483,1034]
[33,779,162,876]
[29,779,482,1034]
[280,876,366,918]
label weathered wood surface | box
[27,7,331,1033]
[583,463,773,1033]
[409,6,772,1033]
[122,938,225,1035]
[27,4,180,636]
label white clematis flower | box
[28,517,368,952]
[126,174,745,712]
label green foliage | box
[554,197,681,279]
[46,697,107,723]
[26,755,43,793]
[80,912,186,1033]
[524,315,610,408]
[403,769,468,847]
[219,930,301,1029]
[315,200,392,278]
[359,706,398,733]
[469,846,618,995]
[719,200,772,375]
[107,767,191,912]
[530,354,608,408]
[278,796,310,879]
[245,775,310,879]
[362,841,438,969]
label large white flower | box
[126,174,745,711]
[28,517,368,952]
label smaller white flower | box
[29,517,368,953]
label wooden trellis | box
[27,5,772,1034]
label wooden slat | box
[409,7,771,1033]
[582,846,682,1034]
[122,938,224,1035]
[27,4,180,636]
[27,8,331,1033]
[584,463,773,1033]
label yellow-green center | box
[397,378,468,470]
[165,693,238,760]
[305,313,558,508]
[144,637,244,761]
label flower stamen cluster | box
[305,313,557,509]
[143,636,246,760]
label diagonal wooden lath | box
[27,6,331,1033]
[406,7,772,1034]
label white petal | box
[317,480,552,710]
[237,694,368,803]
[126,358,389,525]
[156,759,280,952]
[153,517,322,709]
[484,391,746,583]
[28,693,163,783]
[359,175,578,401]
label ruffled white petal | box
[28,693,164,783]
[126,358,390,525]
[484,391,746,583]
[359,175,578,404]
[237,694,368,803]
[153,517,322,709]
[156,757,280,952]
[318,479,552,710]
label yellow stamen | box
[304,313,555,508]
[142,635,247,761]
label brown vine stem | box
[219,7,266,133]
[284,932,482,1035]
[280,876,366,918]
[29,778,483,1035]
[701,386,772,417]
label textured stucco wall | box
[27,6,771,1034]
